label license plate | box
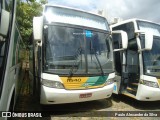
[79,93,92,98]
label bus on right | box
[110,19,160,101]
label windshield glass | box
[43,25,113,75]
[142,37,160,77]
[138,21,160,77]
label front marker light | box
[41,79,64,89]
[105,78,114,85]
[140,80,159,88]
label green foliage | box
[16,0,47,45]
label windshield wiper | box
[93,49,104,75]
[69,47,82,76]
[90,40,104,75]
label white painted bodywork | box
[40,84,114,104]
[111,18,160,101]
[32,5,115,104]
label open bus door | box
[112,32,123,94]
[112,31,140,96]
[112,31,128,94]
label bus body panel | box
[136,85,160,101]
[0,14,17,112]
[39,72,115,104]
[136,75,160,101]
[0,0,26,113]
[0,23,24,111]
[40,83,114,104]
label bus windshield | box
[43,25,113,75]
[138,21,160,77]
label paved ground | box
[13,71,160,120]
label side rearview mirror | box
[144,31,153,50]
[0,9,10,36]
[33,16,43,43]
[112,30,128,52]
[135,30,153,51]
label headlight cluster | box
[41,79,64,89]
[140,80,159,88]
[105,78,114,85]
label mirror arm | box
[114,48,125,52]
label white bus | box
[30,4,128,104]
[111,19,160,101]
[0,0,25,113]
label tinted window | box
[113,22,138,50]
[137,20,160,36]
[0,0,14,98]
[126,50,139,73]
[5,0,14,12]
[143,36,160,77]
[112,34,122,75]
[112,22,135,40]
[43,25,113,75]
[112,34,122,49]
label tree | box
[16,0,47,45]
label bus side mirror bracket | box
[0,9,10,37]
[135,30,153,52]
[112,30,128,52]
[33,16,43,43]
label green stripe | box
[93,76,108,86]
[81,76,108,87]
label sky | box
[48,0,160,23]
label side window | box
[126,50,139,82]
[112,34,122,75]
[5,0,14,12]
[112,22,135,40]
[0,0,14,68]
[113,22,138,50]
[5,0,14,34]
[112,34,123,49]
[126,50,139,73]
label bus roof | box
[111,18,160,28]
[42,4,109,31]
[44,4,106,19]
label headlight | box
[140,80,159,88]
[105,78,114,85]
[41,79,64,89]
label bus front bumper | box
[136,84,160,101]
[40,84,114,104]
